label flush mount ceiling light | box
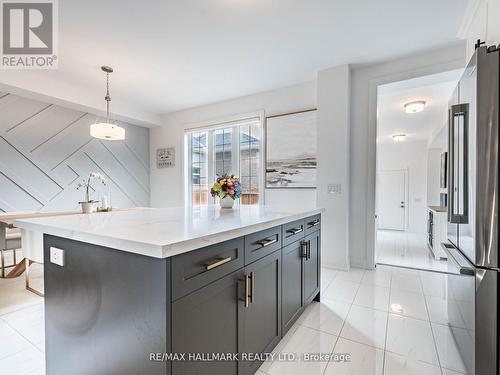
[392,134,407,142]
[404,100,426,114]
[90,66,125,141]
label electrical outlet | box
[327,183,341,194]
[50,247,65,267]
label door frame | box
[364,55,465,269]
[376,169,409,231]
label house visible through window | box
[187,117,262,206]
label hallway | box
[376,230,455,273]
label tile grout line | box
[385,267,451,369]
[0,301,43,318]
[262,321,301,373]
[419,272,445,375]
[296,321,338,337]
[0,316,42,363]
[322,333,341,375]
[1,314,45,355]
[380,270,394,375]
[321,274,362,375]
[321,270,338,291]
[261,268,347,375]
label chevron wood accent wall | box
[0,92,150,213]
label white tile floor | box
[0,302,45,374]
[0,266,468,375]
[376,230,458,273]
[258,266,469,375]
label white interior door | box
[377,170,407,231]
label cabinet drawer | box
[304,214,321,235]
[171,238,244,301]
[282,219,305,247]
[244,226,281,265]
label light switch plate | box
[327,183,342,194]
[50,247,65,266]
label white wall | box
[427,148,442,207]
[150,81,317,208]
[349,43,466,269]
[427,124,448,207]
[377,141,428,234]
[317,65,351,270]
[459,0,500,60]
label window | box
[239,123,261,205]
[190,131,208,206]
[186,117,262,206]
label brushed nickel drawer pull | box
[287,228,303,235]
[205,256,231,271]
[257,238,278,247]
[308,220,320,227]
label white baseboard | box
[321,263,354,272]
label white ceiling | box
[0,0,468,126]
[377,69,463,144]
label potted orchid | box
[210,174,242,208]
[77,172,106,213]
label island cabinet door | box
[281,240,304,334]
[171,269,245,375]
[303,231,321,304]
[240,250,282,375]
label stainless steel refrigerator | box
[444,44,499,375]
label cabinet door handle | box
[307,240,312,260]
[249,272,255,304]
[308,219,320,227]
[240,274,250,308]
[257,238,278,247]
[301,241,308,258]
[205,256,231,271]
[287,228,303,235]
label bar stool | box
[0,228,21,278]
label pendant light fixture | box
[90,66,125,140]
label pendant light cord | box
[105,71,111,123]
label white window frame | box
[183,111,265,207]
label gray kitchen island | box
[14,206,323,375]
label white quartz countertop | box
[13,206,324,258]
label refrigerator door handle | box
[442,243,475,275]
[448,103,470,225]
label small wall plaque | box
[157,147,175,168]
